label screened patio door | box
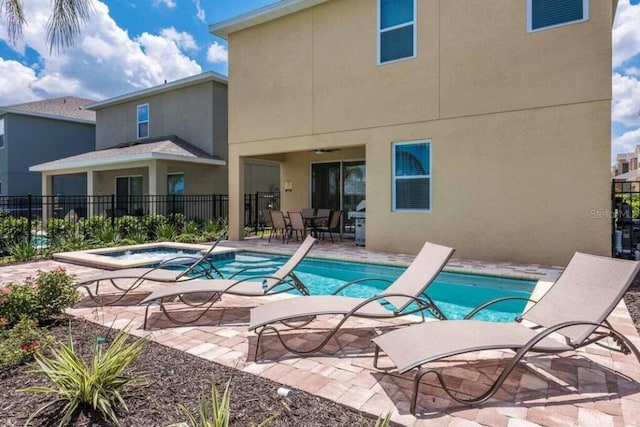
[115,176,143,215]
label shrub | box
[140,214,168,239]
[9,239,39,262]
[156,223,177,241]
[91,224,122,247]
[169,213,186,232]
[82,215,111,238]
[127,229,148,244]
[175,234,199,244]
[170,376,276,427]
[0,217,30,254]
[116,215,142,237]
[22,326,147,427]
[46,219,74,241]
[184,220,201,235]
[0,318,55,369]
[0,268,79,328]
[51,229,89,252]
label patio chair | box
[268,210,289,243]
[140,236,317,329]
[372,252,640,414]
[288,211,311,242]
[75,233,226,305]
[301,208,316,219]
[259,210,273,239]
[314,208,331,227]
[314,210,342,242]
[249,241,455,359]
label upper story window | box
[378,0,416,65]
[137,104,149,139]
[527,0,588,32]
[0,118,5,148]
[392,141,431,211]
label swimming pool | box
[211,252,536,322]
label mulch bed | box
[624,274,640,333]
[0,317,376,427]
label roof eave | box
[208,0,329,39]
[86,71,228,111]
[30,152,226,172]
[0,108,95,124]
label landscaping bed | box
[0,317,376,426]
[625,275,640,333]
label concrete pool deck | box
[1,238,639,426]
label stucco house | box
[210,0,614,265]
[0,97,95,196]
[30,72,279,216]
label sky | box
[0,0,639,164]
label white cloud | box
[613,0,640,68]
[613,128,640,157]
[153,0,176,8]
[160,27,198,51]
[193,0,206,22]
[0,0,201,105]
[612,73,640,127]
[0,58,40,104]
[206,42,228,64]
[626,66,640,77]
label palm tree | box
[1,0,93,53]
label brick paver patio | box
[1,238,639,426]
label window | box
[137,104,149,139]
[378,0,416,64]
[527,0,588,32]
[392,141,431,211]
[0,118,5,148]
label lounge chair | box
[372,252,640,414]
[140,236,317,329]
[249,242,455,359]
[76,234,226,305]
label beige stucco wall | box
[95,80,228,158]
[226,0,613,265]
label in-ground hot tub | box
[53,242,236,270]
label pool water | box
[211,252,536,322]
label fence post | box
[254,192,259,233]
[212,194,216,221]
[27,194,32,244]
[110,194,115,230]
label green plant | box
[22,326,147,427]
[29,268,79,320]
[184,221,201,235]
[116,215,142,237]
[0,268,79,328]
[0,318,55,369]
[140,214,168,239]
[46,219,74,241]
[156,223,177,241]
[169,213,186,232]
[373,412,392,427]
[52,229,89,252]
[169,376,276,427]
[91,224,123,246]
[127,229,149,244]
[9,239,39,261]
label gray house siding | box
[2,114,94,195]
[95,80,227,158]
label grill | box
[348,200,366,246]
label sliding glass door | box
[311,160,365,234]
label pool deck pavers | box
[1,238,639,426]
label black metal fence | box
[612,180,640,258]
[0,192,280,252]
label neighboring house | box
[210,0,614,264]
[612,146,640,179]
[30,72,279,216]
[0,97,95,196]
